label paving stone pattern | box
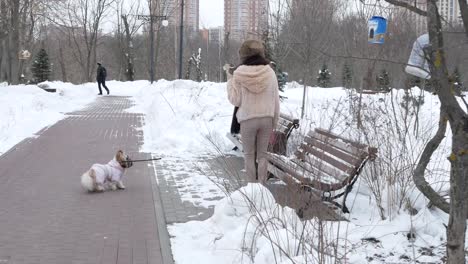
[0,96,169,264]
[154,155,245,224]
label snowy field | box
[0,80,464,263]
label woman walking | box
[226,39,280,184]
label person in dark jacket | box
[96,62,110,95]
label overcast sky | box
[199,0,224,28]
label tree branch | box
[383,0,427,16]
[413,108,450,214]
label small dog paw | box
[116,181,126,190]
[110,184,117,191]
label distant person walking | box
[96,62,109,95]
[226,39,280,184]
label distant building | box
[160,0,199,33]
[209,27,224,45]
[224,0,269,41]
[438,0,462,23]
[405,0,462,34]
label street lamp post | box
[150,15,155,83]
[178,0,184,79]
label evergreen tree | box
[31,48,51,83]
[342,63,353,88]
[185,48,204,82]
[317,63,331,87]
[376,69,390,91]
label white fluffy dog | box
[81,150,133,192]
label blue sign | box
[368,16,387,44]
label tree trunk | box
[0,0,6,81]
[413,108,450,213]
[121,15,134,81]
[58,41,68,82]
[426,1,468,263]
[8,0,20,84]
[222,31,230,82]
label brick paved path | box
[0,96,172,264]
[154,156,244,224]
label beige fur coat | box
[227,65,280,126]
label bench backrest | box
[268,113,300,155]
[277,113,300,138]
[293,128,377,192]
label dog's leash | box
[124,157,162,163]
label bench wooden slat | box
[267,162,301,185]
[266,153,352,191]
[294,150,349,182]
[308,131,364,157]
[315,128,367,149]
[277,119,293,133]
[269,150,344,184]
[303,136,362,167]
[297,144,355,174]
[290,157,344,184]
[314,129,378,160]
[279,113,300,125]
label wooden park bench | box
[226,113,300,155]
[265,128,377,217]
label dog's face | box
[115,150,133,169]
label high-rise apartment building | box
[161,0,200,32]
[209,27,225,45]
[224,0,269,41]
[438,0,461,23]
[404,0,462,34]
[200,27,224,45]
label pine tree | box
[317,63,331,87]
[342,63,353,88]
[185,48,204,82]
[376,69,390,91]
[31,48,51,83]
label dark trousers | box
[230,107,240,134]
[98,80,109,94]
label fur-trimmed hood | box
[233,65,272,94]
[227,64,280,126]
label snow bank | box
[130,80,234,158]
[0,82,96,154]
[169,184,306,264]
[170,182,452,264]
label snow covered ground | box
[0,79,464,263]
[0,81,95,155]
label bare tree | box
[378,0,468,263]
[54,0,114,82]
[115,0,142,81]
